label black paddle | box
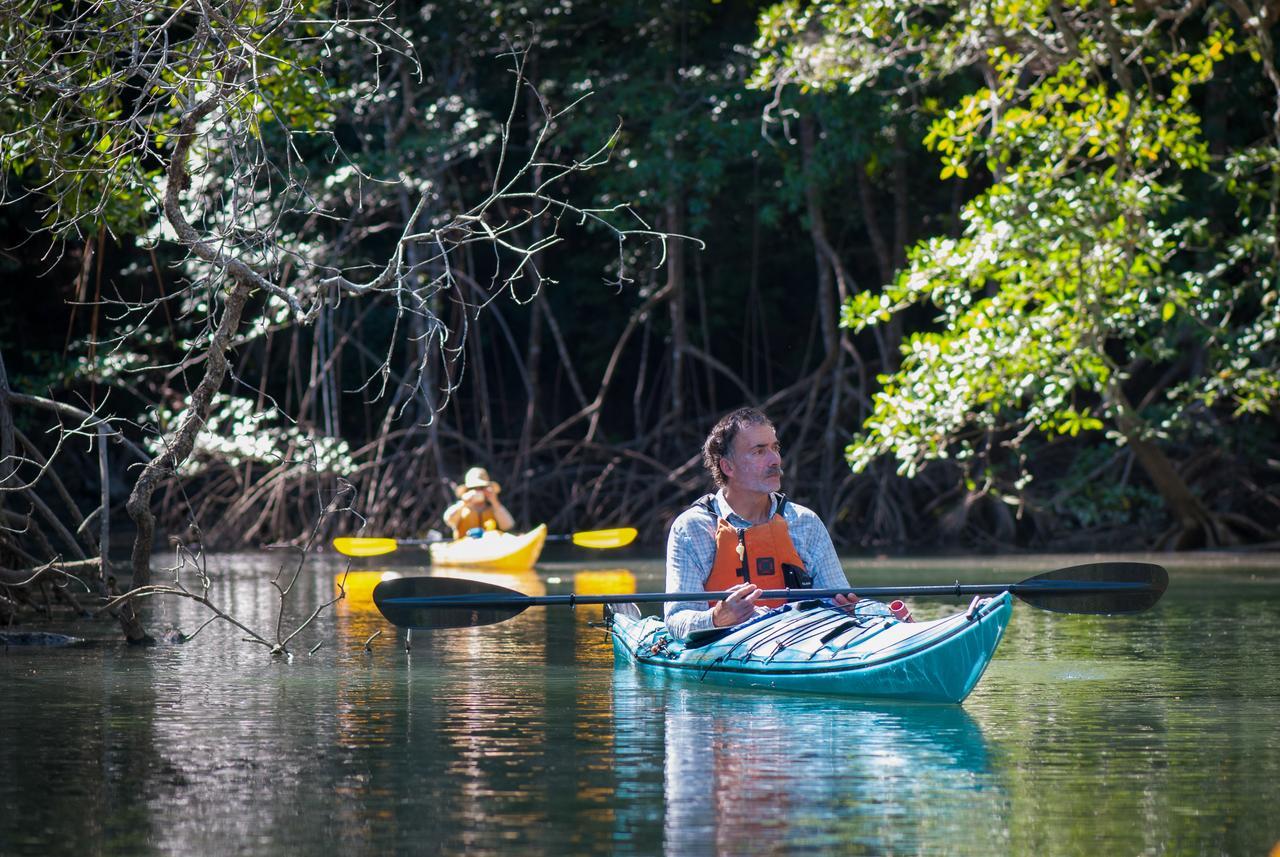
[372,561,1168,630]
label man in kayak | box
[443,467,516,540]
[664,407,861,640]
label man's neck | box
[721,486,772,525]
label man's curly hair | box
[702,407,773,488]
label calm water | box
[2,553,1279,856]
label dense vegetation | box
[1,1,1277,630]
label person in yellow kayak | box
[664,407,870,640]
[443,467,516,540]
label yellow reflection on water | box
[331,570,402,662]
[333,569,403,610]
[459,567,545,597]
[571,569,637,664]
[332,567,551,768]
[573,569,636,595]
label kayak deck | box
[607,593,1013,704]
[428,524,547,571]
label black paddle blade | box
[372,576,529,630]
[1011,562,1168,615]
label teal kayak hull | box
[608,592,1013,704]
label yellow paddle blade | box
[570,527,638,549]
[333,537,398,557]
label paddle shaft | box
[379,579,1158,610]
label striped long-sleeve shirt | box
[663,491,852,640]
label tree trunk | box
[0,351,15,501]
[1108,383,1231,547]
[96,422,110,596]
[855,163,893,287]
[666,195,687,421]
[516,169,547,491]
[885,119,910,369]
[126,280,255,584]
[799,116,846,515]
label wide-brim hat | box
[456,466,495,496]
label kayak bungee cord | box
[725,600,931,665]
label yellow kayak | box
[428,524,548,571]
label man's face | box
[722,423,783,493]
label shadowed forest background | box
[2,0,1279,629]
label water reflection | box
[333,569,403,609]
[573,569,637,596]
[4,555,1279,856]
[332,569,403,662]
[612,669,1007,854]
[331,568,546,645]
[568,570,637,668]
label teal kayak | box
[606,593,1013,704]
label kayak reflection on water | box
[611,670,1006,854]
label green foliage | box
[4,0,1276,550]
[841,162,1198,477]
[0,0,353,237]
[759,1,1280,511]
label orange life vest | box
[699,494,813,608]
[451,505,499,540]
